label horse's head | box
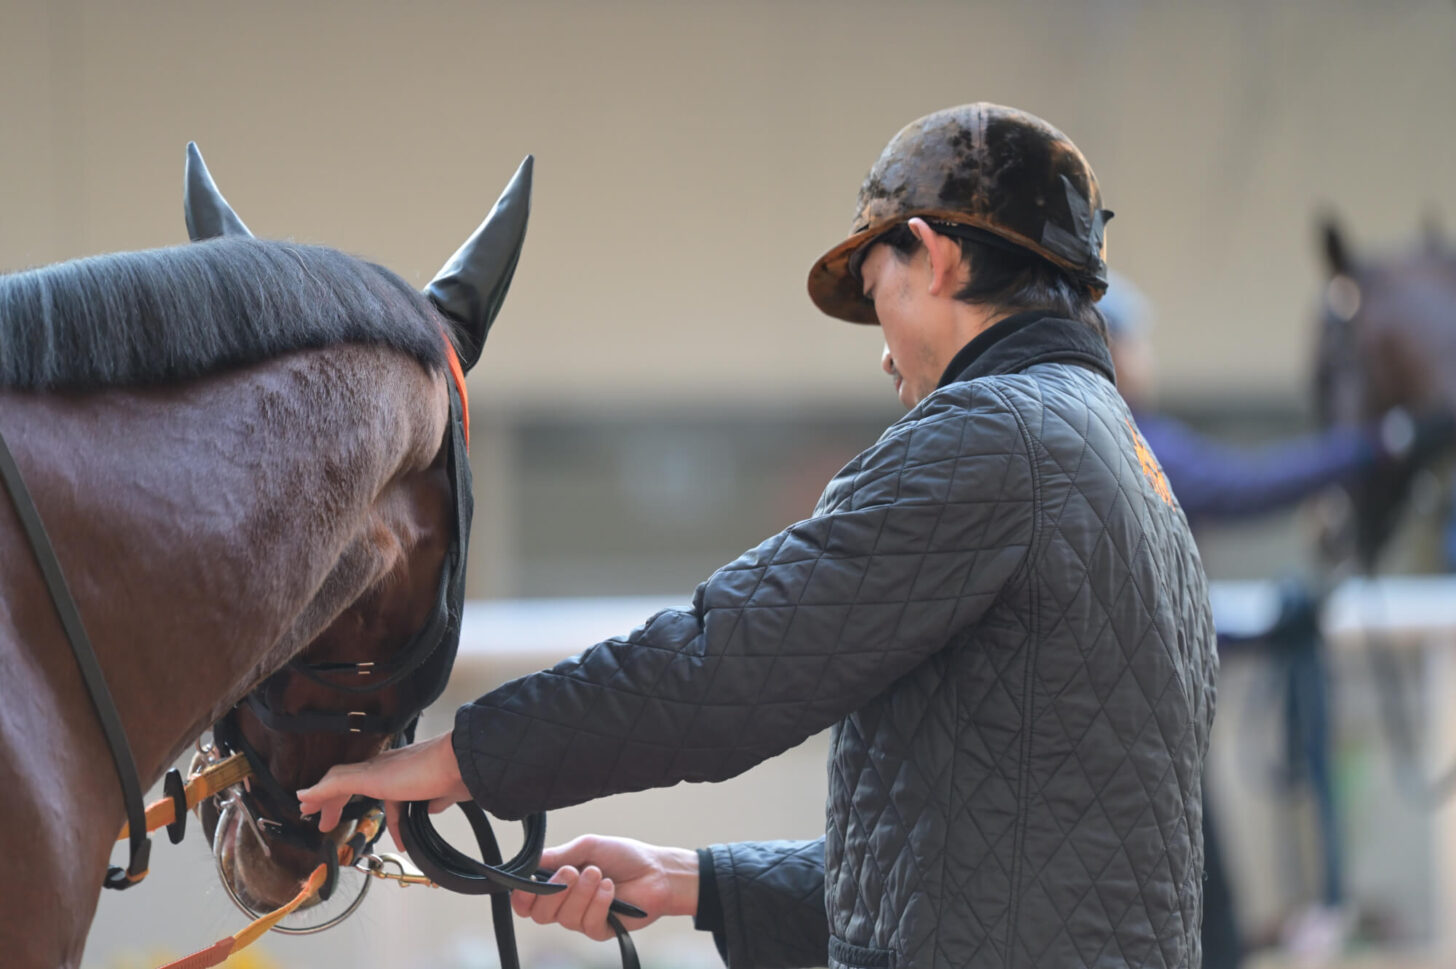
[1313,213,1456,568]
[180,144,531,919]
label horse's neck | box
[0,345,446,785]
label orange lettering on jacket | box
[1125,418,1174,506]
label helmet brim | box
[807,229,882,325]
[808,211,1109,326]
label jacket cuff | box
[694,847,729,963]
[451,703,492,807]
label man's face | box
[859,240,954,408]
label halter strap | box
[116,752,252,842]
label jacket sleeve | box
[452,388,1035,818]
[696,839,828,969]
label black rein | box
[0,424,151,889]
[399,801,643,969]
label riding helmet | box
[808,102,1114,324]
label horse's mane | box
[0,237,446,391]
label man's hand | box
[513,835,700,943]
[296,731,470,847]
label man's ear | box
[907,217,964,297]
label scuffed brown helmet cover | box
[808,103,1113,324]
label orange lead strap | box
[156,863,329,969]
[114,752,380,969]
[116,753,252,841]
[156,811,386,969]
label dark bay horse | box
[0,147,531,968]
[1313,215,1456,569]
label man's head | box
[809,103,1113,406]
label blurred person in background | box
[1106,271,1447,527]
[301,104,1217,969]
[1104,270,1455,968]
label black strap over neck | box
[0,426,151,889]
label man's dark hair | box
[876,222,1108,339]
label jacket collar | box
[936,311,1116,389]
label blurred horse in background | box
[1312,214,1456,571]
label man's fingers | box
[538,834,598,874]
[527,866,578,925]
[314,797,344,833]
[511,888,537,919]
[293,732,469,836]
[582,878,617,943]
[536,845,566,872]
[298,767,359,831]
[555,866,602,933]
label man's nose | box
[881,345,895,376]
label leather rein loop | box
[399,801,643,969]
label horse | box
[0,144,531,969]
[1312,214,1456,570]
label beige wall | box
[5,1,1455,412]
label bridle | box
[3,338,641,969]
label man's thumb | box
[537,844,568,871]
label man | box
[300,104,1218,969]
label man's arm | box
[454,389,1034,819]
[301,389,1035,828]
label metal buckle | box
[355,852,436,888]
[347,711,367,733]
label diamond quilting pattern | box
[453,320,1214,969]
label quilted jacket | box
[453,312,1217,969]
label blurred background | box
[4,1,1456,967]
